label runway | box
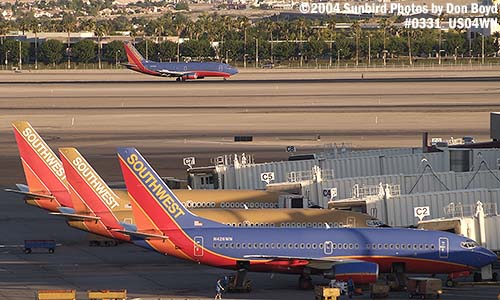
[1,69,499,186]
[2,75,500,85]
[0,68,500,299]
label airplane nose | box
[232,68,239,75]
[479,247,498,266]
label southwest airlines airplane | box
[118,147,497,288]
[7,121,384,234]
[123,42,238,81]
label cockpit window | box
[460,240,479,249]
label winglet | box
[117,147,223,230]
[11,121,72,210]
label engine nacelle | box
[182,74,198,80]
[324,261,379,284]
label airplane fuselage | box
[138,61,238,79]
[142,226,496,277]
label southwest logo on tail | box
[118,147,497,287]
[58,148,124,233]
[123,41,238,81]
[7,121,72,211]
[59,147,170,249]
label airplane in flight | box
[117,147,498,289]
[123,41,238,81]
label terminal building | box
[187,113,500,254]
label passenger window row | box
[366,243,435,250]
[212,242,436,251]
[224,222,344,228]
[182,202,279,209]
[212,242,361,250]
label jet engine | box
[323,261,379,284]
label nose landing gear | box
[299,274,313,289]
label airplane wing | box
[243,255,361,270]
[4,188,56,200]
[111,229,169,240]
[157,69,196,77]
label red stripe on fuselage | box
[186,71,232,79]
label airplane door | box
[324,241,333,255]
[347,217,356,227]
[194,236,204,257]
[438,237,449,258]
[218,64,223,72]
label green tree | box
[305,39,326,59]
[175,1,189,11]
[273,42,295,60]
[40,39,64,66]
[72,39,96,65]
[61,12,77,68]
[1,39,29,68]
[181,40,214,58]
[103,40,126,63]
[156,41,177,61]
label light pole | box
[454,46,458,64]
[368,34,371,66]
[438,49,445,65]
[5,50,10,70]
[337,48,342,67]
[225,50,230,64]
[35,24,40,70]
[177,41,180,63]
[17,40,22,70]
[382,50,388,66]
[407,31,412,66]
[481,34,485,64]
[243,28,247,68]
[115,50,121,68]
[329,40,333,68]
[255,38,259,68]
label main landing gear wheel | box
[176,77,181,82]
[445,279,455,287]
[298,274,313,290]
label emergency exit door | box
[439,237,449,258]
[194,236,204,257]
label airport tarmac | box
[0,191,499,300]
[1,68,500,186]
[1,69,500,299]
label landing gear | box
[226,268,251,293]
[445,279,456,287]
[298,274,313,290]
[176,77,181,82]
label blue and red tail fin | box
[59,147,125,230]
[123,41,146,70]
[11,121,72,210]
[117,147,224,231]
